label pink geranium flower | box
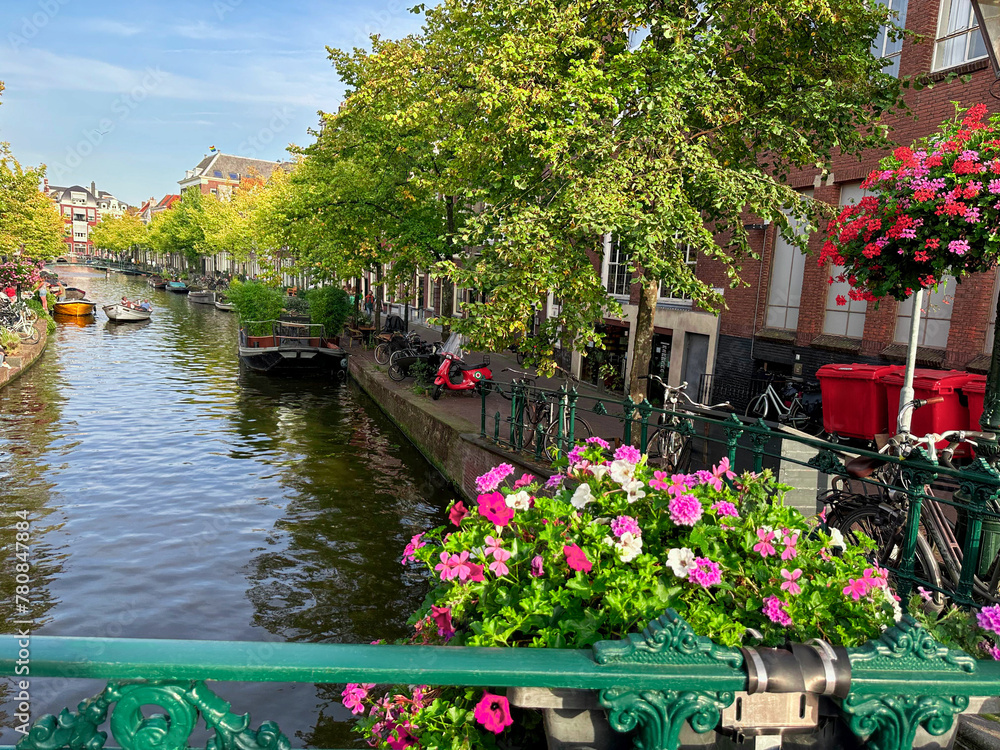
[512,472,536,489]
[563,544,592,573]
[780,568,802,595]
[477,492,515,526]
[781,532,799,561]
[401,533,425,564]
[474,691,513,734]
[753,529,777,558]
[448,501,468,527]
[762,595,793,626]
[668,493,703,526]
[341,682,376,715]
[843,578,869,601]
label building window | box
[605,236,632,297]
[824,183,869,338]
[214,170,223,177]
[229,172,239,180]
[765,190,813,331]
[872,0,908,76]
[894,276,956,348]
[658,244,697,302]
[934,0,988,70]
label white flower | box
[505,491,531,511]
[570,483,595,509]
[666,547,697,578]
[589,464,610,481]
[623,479,646,504]
[882,585,903,623]
[616,532,643,563]
[828,527,846,551]
[609,459,636,485]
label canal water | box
[0,267,456,748]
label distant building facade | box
[44,180,131,257]
[178,152,290,198]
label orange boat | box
[52,300,97,317]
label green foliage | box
[227,280,284,326]
[0,144,63,262]
[25,298,55,333]
[306,286,351,336]
[0,326,20,351]
[282,295,310,315]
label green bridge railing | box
[4,610,1000,750]
[479,381,1000,610]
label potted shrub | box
[280,294,311,324]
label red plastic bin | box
[964,374,987,432]
[879,369,974,438]
[816,364,903,439]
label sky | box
[0,0,425,206]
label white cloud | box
[83,19,144,36]
[171,21,274,41]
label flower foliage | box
[345,443,903,748]
[822,103,1000,302]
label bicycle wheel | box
[543,417,594,456]
[647,429,692,473]
[834,506,943,603]
[19,324,39,345]
[745,394,768,420]
[789,402,824,436]
[387,363,406,381]
[374,343,390,365]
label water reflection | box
[0,267,455,748]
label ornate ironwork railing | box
[479,381,1000,609]
[4,609,1000,750]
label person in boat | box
[140,300,152,311]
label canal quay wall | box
[349,356,550,501]
[0,321,47,390]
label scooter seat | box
[457,362,489,371]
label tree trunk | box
[441,197,457,341]
[374,264,383,333]
[628,273,659,402]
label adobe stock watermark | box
[214,0,243,21]
[238,107,293,160]
[353,0,411,46]
[48,67,167,182]
[8,0,72,52]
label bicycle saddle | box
[844,456,886,479]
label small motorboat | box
[104,300,152,322]
[62,287,87,301]
[52,299,98,317]
[166,281,189,294]
[188,289,215,304]
[214,295,235,312]
[148,276,167,289]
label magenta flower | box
[762,596,793,626]
[585,436,611,450]
[566,446,585,465]
[753,529,777,558]
[530,555,545,577]
[981,640,1000,660]
[513,473,536,489]
[386,726,417,750]
[431,605,455,638]
[435,551,459,580]
[545,473,565,489]
[781,532,799,561]
[448,501,468,527]
[690,557,721,587]
[474,691,513,734]
[467,562,485,583]
[948,239,969,256]
[477,492,515,526]
[700,458,737,491]
[341,683,376,715]
[977,605,1000,635]
[563,544,593,573]
[614,444,642,463]
[401,533,425,564]
[710,501,739,518]
[843,578,869,601]
[611,515,641,538]
[475,463,515,493]
[780,568,802,595]
[917,586,934,602]
[648,470,670,491]
[668,493,703,526]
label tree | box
[402,0,906,392]
[0,143,63,263]
[148,190,210,267]
[89,212,147,261]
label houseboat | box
[238,321,348,379]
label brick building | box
[45,180,130,257]
[178,151,290,198]
[698,0,1000,405]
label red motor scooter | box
[431,333,493,400]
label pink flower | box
[611,515,641,538]
[401,533,425,564]
[513,473,536,489]
[530,555,545,577]
[710,501,739,518]
[431,605,455,638]
[585,436,611,450]
[489,558,510,576]
[781,532,799,561]
[977,605,1000,635]
[563,544,592,573]
[690,557,721,587]
[702,458,736,491]
[762,596,793,626]
[614,445,642,463]
[545,474,565,489]
[467,562,485,582]
[448,501,468,527]
[918,586,934,602]
[484,535,505,558]
[981,640,1000,660]
[753,529,777,558]
[668,493,703,526]
[780,568,802,595]
[435,551,459,580]
[386,726,417,750]
[474,691,513,734]
[843,578,869,601]
[476,463,515,493]
[341,682,376,715]
[649,470,671,491]
[477,492,515,526]
[948,239,969,256]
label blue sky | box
[0,0,425,206]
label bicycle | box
[0,301,39,345]
[745,374,824,436]
[496,367,594,455]
[639,374,732,472]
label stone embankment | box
[0,321,48,390]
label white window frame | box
[658,244,697,304]
[872,0,908,77]
[933,0,988,71]
[603,235,631,298]
[765,190,812,331]
[894,276,956,348]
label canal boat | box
[166,281,189,294]
[52,299,98,317]
[62,287,87,301]
[148,276,167,289]
[188,289,215,304]
[103,302,152,322]
[214,295,235,312]
[238,320,348,379]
